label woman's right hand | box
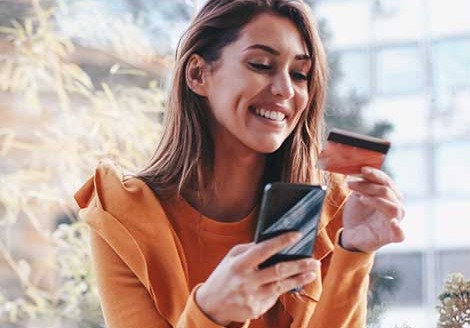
[195,232,320,325]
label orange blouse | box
[161,195,291,328]
[75,160,374,328]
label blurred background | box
[0,0,469,327]
[314,0,470,327]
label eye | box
[248,62,272,71]
[291,72,309,81]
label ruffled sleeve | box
[75,160,231,328]
[279,180,375,328]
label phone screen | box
[254,183,326,269]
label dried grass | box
[0,1,167,326]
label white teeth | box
[252,107,286,121]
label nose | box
[270,71,294,100]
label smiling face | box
[197,13,311,154]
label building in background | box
[315,0,470,327]
[1,0,468,326]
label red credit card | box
[316,128,391,175]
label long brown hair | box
[138,0,332,199]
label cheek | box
[287,89,310,132]
[210,71,265,109]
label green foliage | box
[437,273,470,328]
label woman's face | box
[202,13,311,154]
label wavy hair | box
[138,0,334,199]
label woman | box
[75,1,405,327]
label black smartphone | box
[254,182,326,270]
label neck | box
[185,132,266,222]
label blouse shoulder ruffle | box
[74,159,189,326]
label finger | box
[390,218,405,242]
[228,242,255,257]
[236,232,301,269]
[347,181,400,203]
[360,167,403,200]
[253,258,320,285]
[259,272,317,298]
[359,194,406,220]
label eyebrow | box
[244,44,311,61]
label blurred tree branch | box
[0,1,166,326]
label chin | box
[250,140,285,154]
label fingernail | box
[290,232,302,242]
[276,263,288,276]
[362,167,372,174]
[307,259,319,269]
[304,272,316,281]
[347,175,363,182]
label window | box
[316,0,370,48]
[376,45,425,95]
[372,0,423,42]
[365,95,429,143]
[432,38,470,104]
[434,200,470,248]
[373,252,424,305]
[387,147,429,198]
[436,250,470,296]
[429,0,470,37]
[436,141,470,196]
[336,50,371,97]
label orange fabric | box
[75,160,374,328]
[161,196,292,328]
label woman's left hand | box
[341,166,406,253]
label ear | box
[186,54,209,97]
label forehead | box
[233,13,309,56]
